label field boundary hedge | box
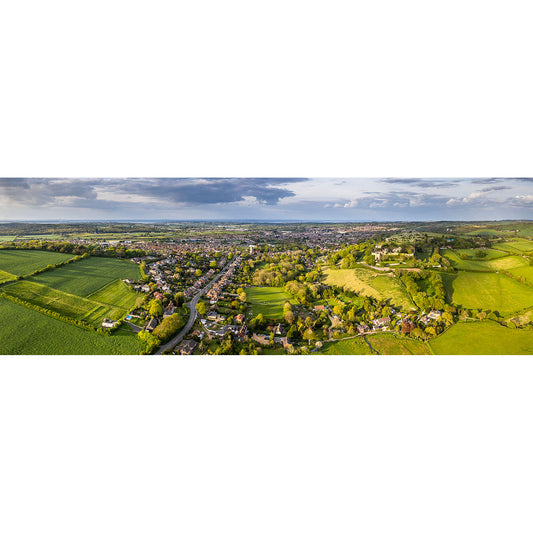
[0,292,115,334]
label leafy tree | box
[148,299,163,317]
[152,314,185,342]
[196,301,208,315]
[195,269,202,277]
[284,310,295,324]
[303,327,316,345]
[138,330,159,353]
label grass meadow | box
[316,337,373,355]
[493,239,533,253]
[442,272,533,315]
[0,249,74,276]
[366,333,431,355]
[0,296,142,355]
[0,269,17,283]
[29,256,141,297]
[324,267,415,311]
[245,287,296,319]
[511,266,533,284]
[88,279,141,309]
[430,321,533,355]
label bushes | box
[152,313,185,343]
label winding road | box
[155,257,240,354]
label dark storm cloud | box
[0,178,308,207]
[380,178,459,188]
[0,178,100,205]
[123,178,307,205]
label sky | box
[0,177,532,222]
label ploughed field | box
[0,296,142,355]
[0,251,142,354]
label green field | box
[443,248,528,272]
[367,333,431,355]
[466,229,507,236]
[511,266,533,284]
[493,239,533,253]
[0,249,74,276]
[88,279,141,309]
[442,271,533,315]
[245,287,296,319]
[430,321,533,355]
[29,256,141,297]
[316,337,373,355]
[487,255,529,271]
[2,280,127,326]
[0,269,17,283]
[442,250,493,271]
[450,248,507,260]
[0,296,142,355]
[324,267,415,311]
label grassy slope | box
[29,256,141,297]
[245,287,296,319]
[510,266,533,284]
[87,279,141,309]
[0,269,17,283]
[442,271,533,315]
[493,239,533,253]
[0,249,74,276]
[324,267,415,311]
[367,333,431,355]
[317,337,373,355]
[430,321,533,355]
[2,280,126,326]
[0,297,142,355]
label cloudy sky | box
[0,178,531,221]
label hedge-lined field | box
[493,239,533,253]
[442,272,533,315]
[510,266,533,284]
[316,337,373,355]
[430,321,533,355]
[245,287,296,319]
[29,256,141,297]
[88,279,141,309]
[0,297,142,355]
[0,249,74,276]
[323,267,415,311]
[0,269,16,283]
[366,333,431,355]
[2,280,125,326]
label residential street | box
[154,257,239,354]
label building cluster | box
[204,257,242,303]
[183,268,216,299]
